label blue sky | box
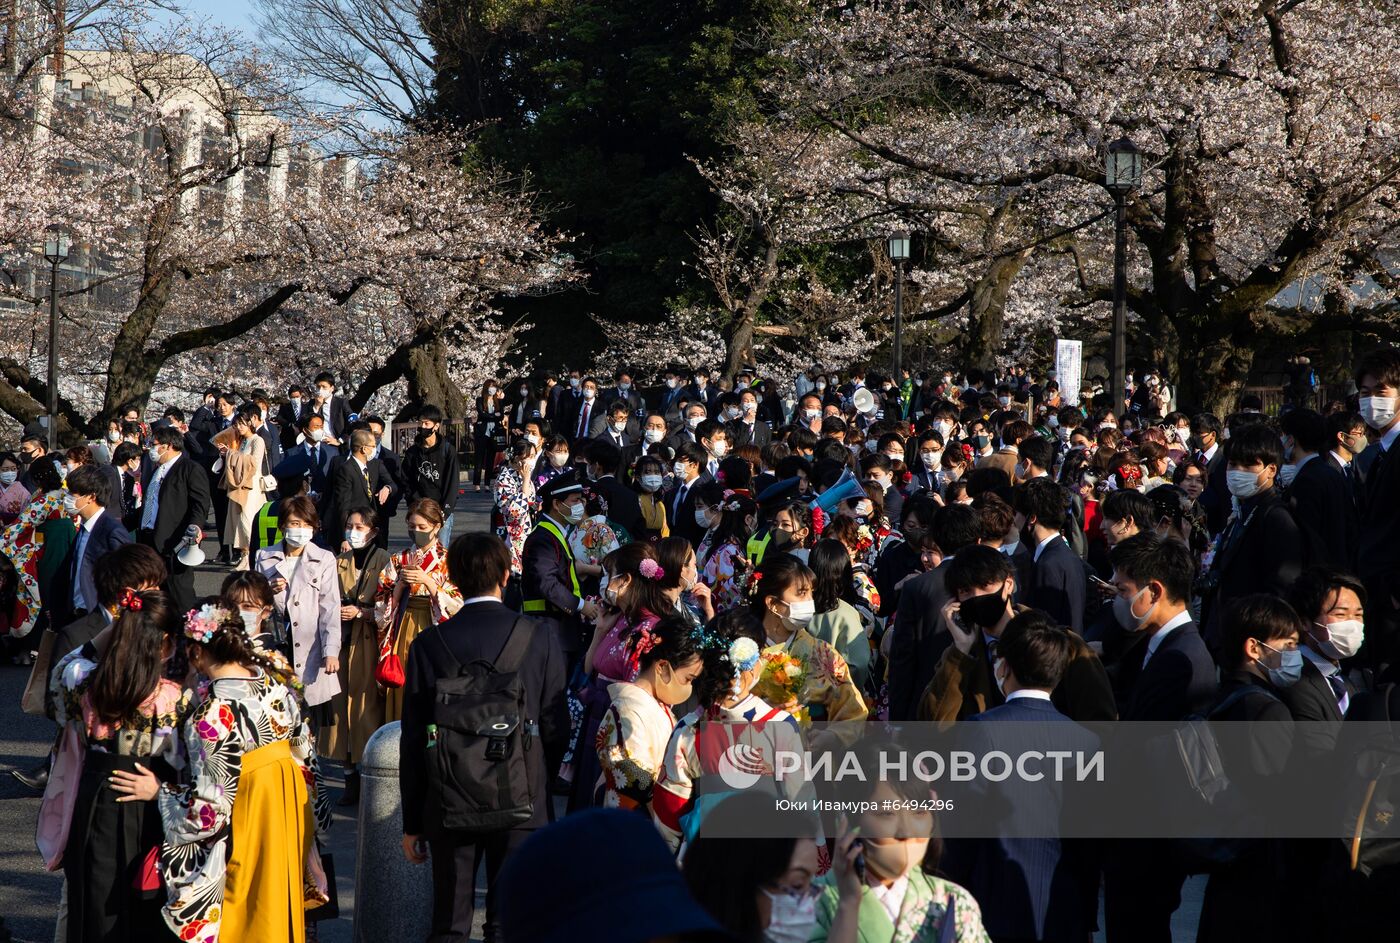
[178,0,259,36]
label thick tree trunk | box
[964,249,1031,369]
[1174,311,1254,417]
[406,335,468,423]
[722,308,756,383]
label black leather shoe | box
[337,771,360,807]
[11,764,48,790]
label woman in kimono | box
[215,413,267,572]
[493,436,539,576]
[52,589,191,941]
[254,495,341,725]
[323,507,390,805]
[695,485,755,612]
[0,450,31,526]
[595,613,702,812]
[111,603,333,943]
[750,553,868,730]
[1,456,71,642]
[375,498,462,722]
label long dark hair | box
[654,536,694,592]
[87,590,175,725]
[809,539,860,614]
[610,542,671,625]
[683,791,820,943]
[691,608,765,709]
[189,597,299,688]
[747,552,813,622]
[696,482,756,565]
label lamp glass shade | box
[887,232,910,261]
[43,229,70,263]
[1105,138,1142,193]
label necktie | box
[311,445,319,470]
[576,403,590,439]
[1326,673,1350,716]
[72,524,89,609]
[675,482,688,520]
[293,402,300,419]
[141,469,162,530]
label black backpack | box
[425,617,538,834]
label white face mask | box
[148,446,163,464]
[884,451,904,463]
[802,409,821,422]
[1279,463,1298,487]
[686,415,704,429]
[345,529,369,549]
[920,450,942,469]
[62,493,80,515]
[566,502,586,523]
[710,441,728,459]
[639,474,664,492]
[1360,395,1398,430]
[854,499,873,518]
[611,420,628,433]
[742,401,757,414]
[0,471,14,486]
[569,377,581,389]
[644,428,664,444]
[695,507,712,528]
[934,420,953,439]
[284,526,313,547]
[549,451,570,468]
[525,433,541,446]
[761,890,818,943]
[107,430,121,443]
[1314,619,1364,660]
[1226,469,1265,499]
[673,461,688,478]
[783,598,816,628]
[309,427,327,443]
[239,610,261,635]
[725,406,741,420]
[583,388,596,401]
[665,378,678,389]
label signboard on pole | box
[1056,340,1083,406]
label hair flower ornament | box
[638,558,665,581]
[184,604,230,644]
[118,588,144,612]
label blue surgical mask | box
[1259,642,1303,689]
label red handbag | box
[133,846,161,892]
[376,589,407,689]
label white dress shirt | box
[1143,608,1194,666]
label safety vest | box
[255,501,282,552]
[747,528,773,567]
[523,518,581,613]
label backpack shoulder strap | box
[1208,683,1278,719]
[493,616,536,675]
[432,627,462,676]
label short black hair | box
[930,503,981,557]
[1101,489,1153,528]
[1019,435,1054,471]
[152,425,185,450]
[964,466,1011,498]
[93,544,166,608]
[112,441,143,467]
[314,371,336,387]
[1220,595,1303,671]
[1226,422,1282,469]
[163,407,185,423]
[676,442,708,467]
[1326,410,1365,446]
[1288,565,1367,623]
[447,532,511,598]
[1279,408,1326,455]
[1108,532,1195,603]
[998,611,1074,689]
[1015,478,1066,530]
[65,464,110,505]
[944,544,1015,596]
[1191,412,1222,437]
[1355,348,1400,390]
[584,439,623,476]
[417,403,444,424]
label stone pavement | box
[0,487,492,943]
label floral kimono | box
[762,628,868,729]
[493,463,537,575]
[812,868,990,943]
[700,539,747,611]
[157,671,332,943]
[595,681,675,811]
[375,541,463,721]
[1,489,70,636]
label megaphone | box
[852,387,878,415]
[176,536,206,568]
[815,468,867,515]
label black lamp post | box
[42,225,69,450]
[1105,137,1141,409]
[888,231,910,380]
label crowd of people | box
[7,350,1400,942]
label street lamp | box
[1104,137,1141,410]
[43,225,69,451]
[888,231,910,381]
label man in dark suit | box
[1351,349,1400,668]
[312,371,351,443]
[1284,566,1366,767]
[1016,478,1087,633]
[728,388,771,449]
[111,441,144,532]
[656,369,686,420]
[590,400,639,448]
[685,368,720,412]
[1281,408,1357,570]
[887,504,980,721]
[665,403,708,457]
[275,384,311,451]
[366,415,405,550]
[566,378,601,448]
[245,401,282,473]
[1324,410,1365,480]
[942,612,1102,943]
[294,414,341,498]
[551,372,584,429]
[136,426,211,614]
[1103,533,1217,943]
[664,443,712,548]
[51,465,133,628]
[399,533,569,943]
[188,387,220,449]
[1199,424,1304,650]
[1191,412,1229,535]
[601,369,645,418]
[321,429,395,547]
[582,440,643,538]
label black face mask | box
[959,588,1008,630]
[768,526,793,551]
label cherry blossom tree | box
[765,0,1400,412]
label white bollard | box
[354,722,434,942]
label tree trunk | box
[406,335,468,424]
[964,249,1031,369]
[1174,310,1254,417]
[722,308,756,383]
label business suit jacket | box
[294,442,341,496]
[1351,439,1400,654]
[728,419,771,449]
[908,465,939,495]
[1028,536,1087,633]
[53,508,131,626]
[587,474,644,538]
[1280,656,1348,769]
[944,696,1103,943]
[399,599,568,837]
[1199,444,1230,536]
[1116,620,1217,721]
[375,447,406,519]
[664,428,700,457]
[255,421,283,474]
[141,454,212,558]
[602,387,645,416]
[567,397,603,444]
[685,383,720,412]
[663,473,712,547]
[315,395,351,440]
[44,608,110,719]
[590,419,640,449]
[275,400,310,449]
[321,456,394,542]
[98,463,123,515]
[1202,489,1303,647]
[1285,455,1356,570]
[888,560,954,722]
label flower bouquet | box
[753,650,809,726]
